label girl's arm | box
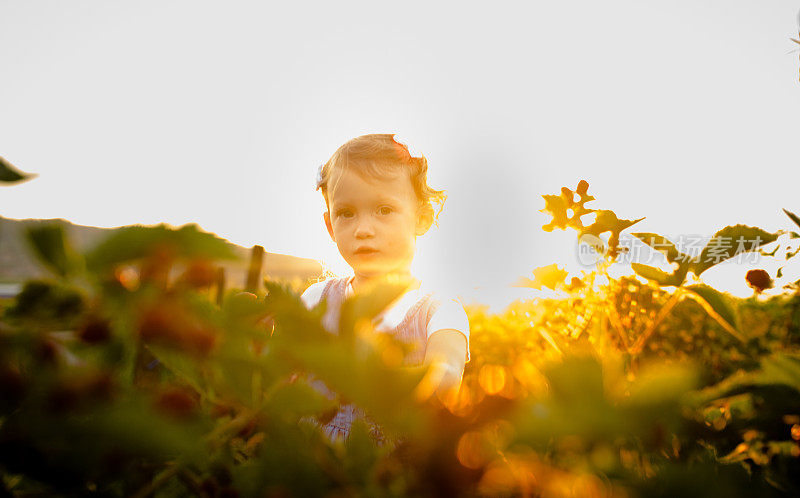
[421,328,468,404]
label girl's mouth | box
[355,247,378,255]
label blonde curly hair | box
[316,134,446,222]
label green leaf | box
[172,224,238,260]
[580,210,644,238]
[784,208,800,230]
[338,278,413,341]
[0,156,36,184]
[262,281,427,431]
[231,425,334,496]
[5,279,85,323]
[223,292,269,321]
[264,280,330,343]
[514,355,630,445]
[514,264,568,290]
[146,344,207,396]
[67,399,208,464]
[213,352,261,404]
[541,181,597,232]
[692,225,779,276]
[532,264,568,290]
[685,284,739,331]
[625,362,698,407]
[344,418,381,481]
[631,232,685,264]
[25,224,80,278]
[266,380,337,420]
[541,194,570,232]
[287,339,425,435]
[581,211,644,259]
[757,353,800,391]
[545,355,605,406]
[631,262,688,287]
[0,397,208,481]
[86,223,238,273]
[693,353,800,402]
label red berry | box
[210,402,235,419]
[138,303,217,357]
[200,478,219,497]
[87,372,115,401]
[236,417,258,438]
[79,318,112,344]
[185,326,217,357]
[182,260,217,289]
[154,387,199,420]
[34,338,59,364]
[745,269,773,293]
[47,370,115,412]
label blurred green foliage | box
[0,182,799,497]
[0,156,35,184]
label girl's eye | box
[378,206,393,215]
[338,210,354,218]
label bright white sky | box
[2,1,799,309]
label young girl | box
[301,134,470,443]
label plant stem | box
[605,301,630,352]
[131,461,181,498]
[684,292,747,343]
[206,408,258,449]
[630,290,683,355]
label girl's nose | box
[354,217,375,238]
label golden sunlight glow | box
[478,365,507,395]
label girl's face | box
[324,167,432,287]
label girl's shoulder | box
[300,277,349,309]
[418,287,471,363]
[416,284,466,315]
[424,292,470,337]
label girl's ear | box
[324,211,336,242]
[415,203,434,236]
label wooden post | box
[245,245,264,293]
[215,266,226,305]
